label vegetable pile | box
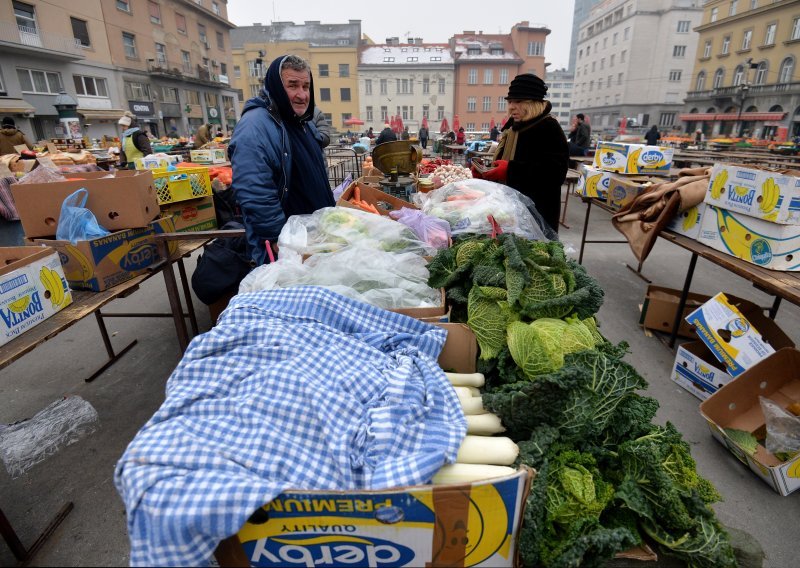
[418,158,452,175]
[428,233,736,568]
[431,163,472,187]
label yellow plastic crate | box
[151,167,212,205]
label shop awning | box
[78,108,127,121]
[678,113,716,121]
[0,98,35,114]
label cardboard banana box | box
[666,202,708,240]
[592,142,673,175]
[704,164,800,225]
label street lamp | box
[736,82,749,138]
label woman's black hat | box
[505,74,548,101]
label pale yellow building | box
[681,0,800,139]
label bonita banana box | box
[215,468,533,568]
[666,202,708,240]
[0,247,73,348]
[704,164,800,225]
[575,165,612,199]
[697,205,800,271]
[700,348,800,496]
[592,142,673,175]
[685,292,775,378]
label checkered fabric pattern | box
[114,286,466,566]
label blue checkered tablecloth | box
[114,286,466,566]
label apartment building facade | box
[574,0,703,136]
[681,0,800,139]
[0,0,238,141]
[546,68,576,132]
[451,22,550,133]
[230,20,362,132]
[358,40,454,136]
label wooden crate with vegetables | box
[337,178,418,216]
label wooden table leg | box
[668,252,698,349]
[1,502,73,565]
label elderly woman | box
[475,74,568,233]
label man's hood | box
[263,55,315,124]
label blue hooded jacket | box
[228,56,332,264]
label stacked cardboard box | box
[697,164,800,271]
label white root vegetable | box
[445,372,485,388]
[452,386,475,400]
[460,397,485,415]
[466,413,505,435]
[467,386,481,397]
[456,436,519,466]
[432,464,516,485]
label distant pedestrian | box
[418,125,429,149]
[401,126,410,140]
[0,117,33,155]
[490,124,499,141]
[375,122,397,145]
[644,125,661,146]
[118,112,152,168]
[568,113,591,156]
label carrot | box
[354,184,361,202]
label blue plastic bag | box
[56,188,111,244]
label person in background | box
[312,106,331,148]
[418,124,429,149]
[472,73,568,233]
[193,123,212,149]
[456,127,466,145]
[118,112,152,169]
[443,130,456,144]
[568,113,591,156]
[644,124,661,146]
[0,117,33,155]
[400,126,410,141]
[695,129,705,148]
[490,124,500,142]
[366,126,374,139]
[375,122,397,145]
[229,54,333,265]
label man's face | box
[281,68,311,117]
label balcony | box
[147,59,184,78]
[686,82,800,101]
[0,21,84,60]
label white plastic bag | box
[760,397,800,457]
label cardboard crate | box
[151,167,212,205]
[337,178,417,216]
[704,163,800,225]
[31,219,168,292]
[697,205,800,271]
[0,247,73,348]
[159,195,217,232]
[606,175,651,211]
[575,165,611,199]
[700,348,800,496]
[666,202,708,240]
[389,288,447,320]
[593,142,673,175]
[190,148,228,164]
[10,170,160,239]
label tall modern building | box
[569,0,604,71]
[681,0,800,139]
[0,0,239,140]
[230,20,362,131]
[358,39,454,136]
[573,0,703,136]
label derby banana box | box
[0,246,72,348]
[704,163,800,224]
[575,165,611,199]
[666,202,708,240]
[592,142,673,175]
[700,348,800,496]
[685,292,775,378]
[697,205,800,271]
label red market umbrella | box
[439,117,449,133]
[618,116,627,135]
[343,117,365,126]
[396,115,404,133]
[390,116,397,131]
[453,115,461,132]
[422,116,429,129]
[501,116,509,128]
[489,117,496,130]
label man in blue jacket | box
[229,54,334,264]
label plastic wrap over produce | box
[413,179,551,240]
[278,206,438,256]
[240,246,442,309]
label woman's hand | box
[482,160,508,182]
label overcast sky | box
[227,0,576,70]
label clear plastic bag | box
[0,396,99,478]
[388,207,451,249]
[56,188,111,243]
[760,396,800,457]
[18,166,66,185]
[240,245,442,309]
[412,178,552,241]
[278,206,437,256]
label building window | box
[161,86,179,103]
[467,96,476,112]
[212,1,220,15]
[603,38,607,49]
[249,84,260,97]
[527,41,544,56]
[182,51,191,73]
[672,45,686,57]
[396,79,412,94]
[613,32,618,45]
[422,104,429,118]
[198,24,207,46]
[365,79,372,95]
[340,88,351,102]
[319,88,331,102]
[381,106,388,121]
[380,79,387,95]
[155,42,167,66]
[318,64,329,77]
[659,112,675,126]
[618,72,623,85]
[175,13,186,34]
[750,0,758,8]
[122,32,137,58]
[754,61,767,84]
[438,78,445,94]
[497,96,506,111]
[382,57,394,63]
[733,65,744,86]
[742,29,752,50]
[703,40,711,58]
[710,7,718,22]
[116,0,131,13]
[778,57,794,83]
[366,106,373,121]
[422,77,429,94]
[623,27,630,40]
[124,80,151,100]
[610,54,615,66]
[406,57,418,62]
[601,58,605,69]
[764,23,776,46]
[713,68,725,88]
[792,17,800,40]
[216,31,224,50]
[220,62,227,75]
[247,60,262,77]
[722,35,730,54]
[73,75,108,97]
[185,90,200,105]
[607,75,612,87]
[499,68,509,84]
[677,20,690,33]
[621,50,626,63]
[148,1,161,24]
[233,65,240,78]
[70,17,90,47]
[339,63,350,78]
[437,106,444,120]
[730,0,738,16]
[482,96,491,111]
[695,70,706,91]
[668,70,682,81]
[468,69,477,84]
[483,69,493,84]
